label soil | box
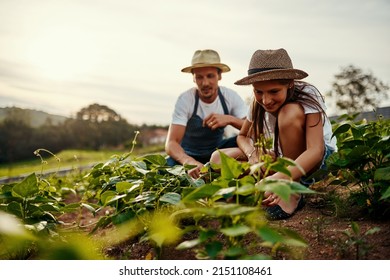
[59,183,390,260]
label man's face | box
[192,67,221,103]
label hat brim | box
[181,63,231,73]
[235,69,308,85]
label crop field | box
[0,118,389,260]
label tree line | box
[0,103,139,164]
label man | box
[165,49,247,178]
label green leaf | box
[374,167,390,181]
[289,181,316,193]
[181,184,221,202]
[134,192,157,203]
[348,145,370,158]
[199,230,217,241]
[205,241,223,259]
[365,227,381,236]
[116,181,133,193]
[40,204,61,213]
[257,181,292,202]
[279,228,307,247]
[62,203,81,213]
[221,225,251,237]
[81,203,96,213]
[269,163,291,177]
[176,239,202,250]
[111,211,136,225]
[166,165,185,176]
[224,246,246,257]
[141,154,167,166]
[229,205,258,216]
[351,221,360,234]
[351,126,365,140]
[116,180,142,194]
[332,123,351,138]
[219,151,243,180]
[105,194,127,205]
[12,173,39,198]
[380,186,390,200]
[257,179,313,202]
[258,227,284,243]
[100,190,118,204]
[214,187,236,197]
[7,201,23,218]
[159,192,181,205]
[236,184,257,196]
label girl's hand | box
[262,191,280,206]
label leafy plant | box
[304,216,330,243]
[0,173,60,231]
[0,131,317,260]
[341,221,380,259]
[327,116,390,218]
[173,151,312,259]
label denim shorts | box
[300,144,335,187]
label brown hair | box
[250,80,327,157]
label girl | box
[210,48,337,220]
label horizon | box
[1,0,389,125]
[2,103,390,126]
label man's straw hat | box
[181,49,230,73]
[235,48,308,85]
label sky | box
[0,0,389,125]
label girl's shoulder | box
[295,81,321,95]
[295,82,327,112]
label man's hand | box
[187,162,204,179]
[203,113,228,130]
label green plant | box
[341,221,380,259]
[0,173,60,229]
[304,216,330,243]
[0,131,317,260]
[327,116,390,218]
[173,151,313,259]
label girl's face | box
[252,80,292,114]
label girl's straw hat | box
[235,48,308,85]
[181,49,230,73]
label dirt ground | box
[59,186,390,260]
[101,201,390,260]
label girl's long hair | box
[250,80,327,158]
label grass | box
[0,145,165,178]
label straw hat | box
[235,48,308,85]
[181,49,230,73]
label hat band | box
[247,67,284,75]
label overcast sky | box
[0,0,389,125]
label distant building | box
[138,127,168,146]
[329,106,390,122]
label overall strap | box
[192,91,200,117]
[218,88,229,115]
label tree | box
[70,103,136,150]
[327,65,389,114]
[76,103,121,123]
[0,119,34,163]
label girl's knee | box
[210,148,244,165]
[210,150,222,164]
